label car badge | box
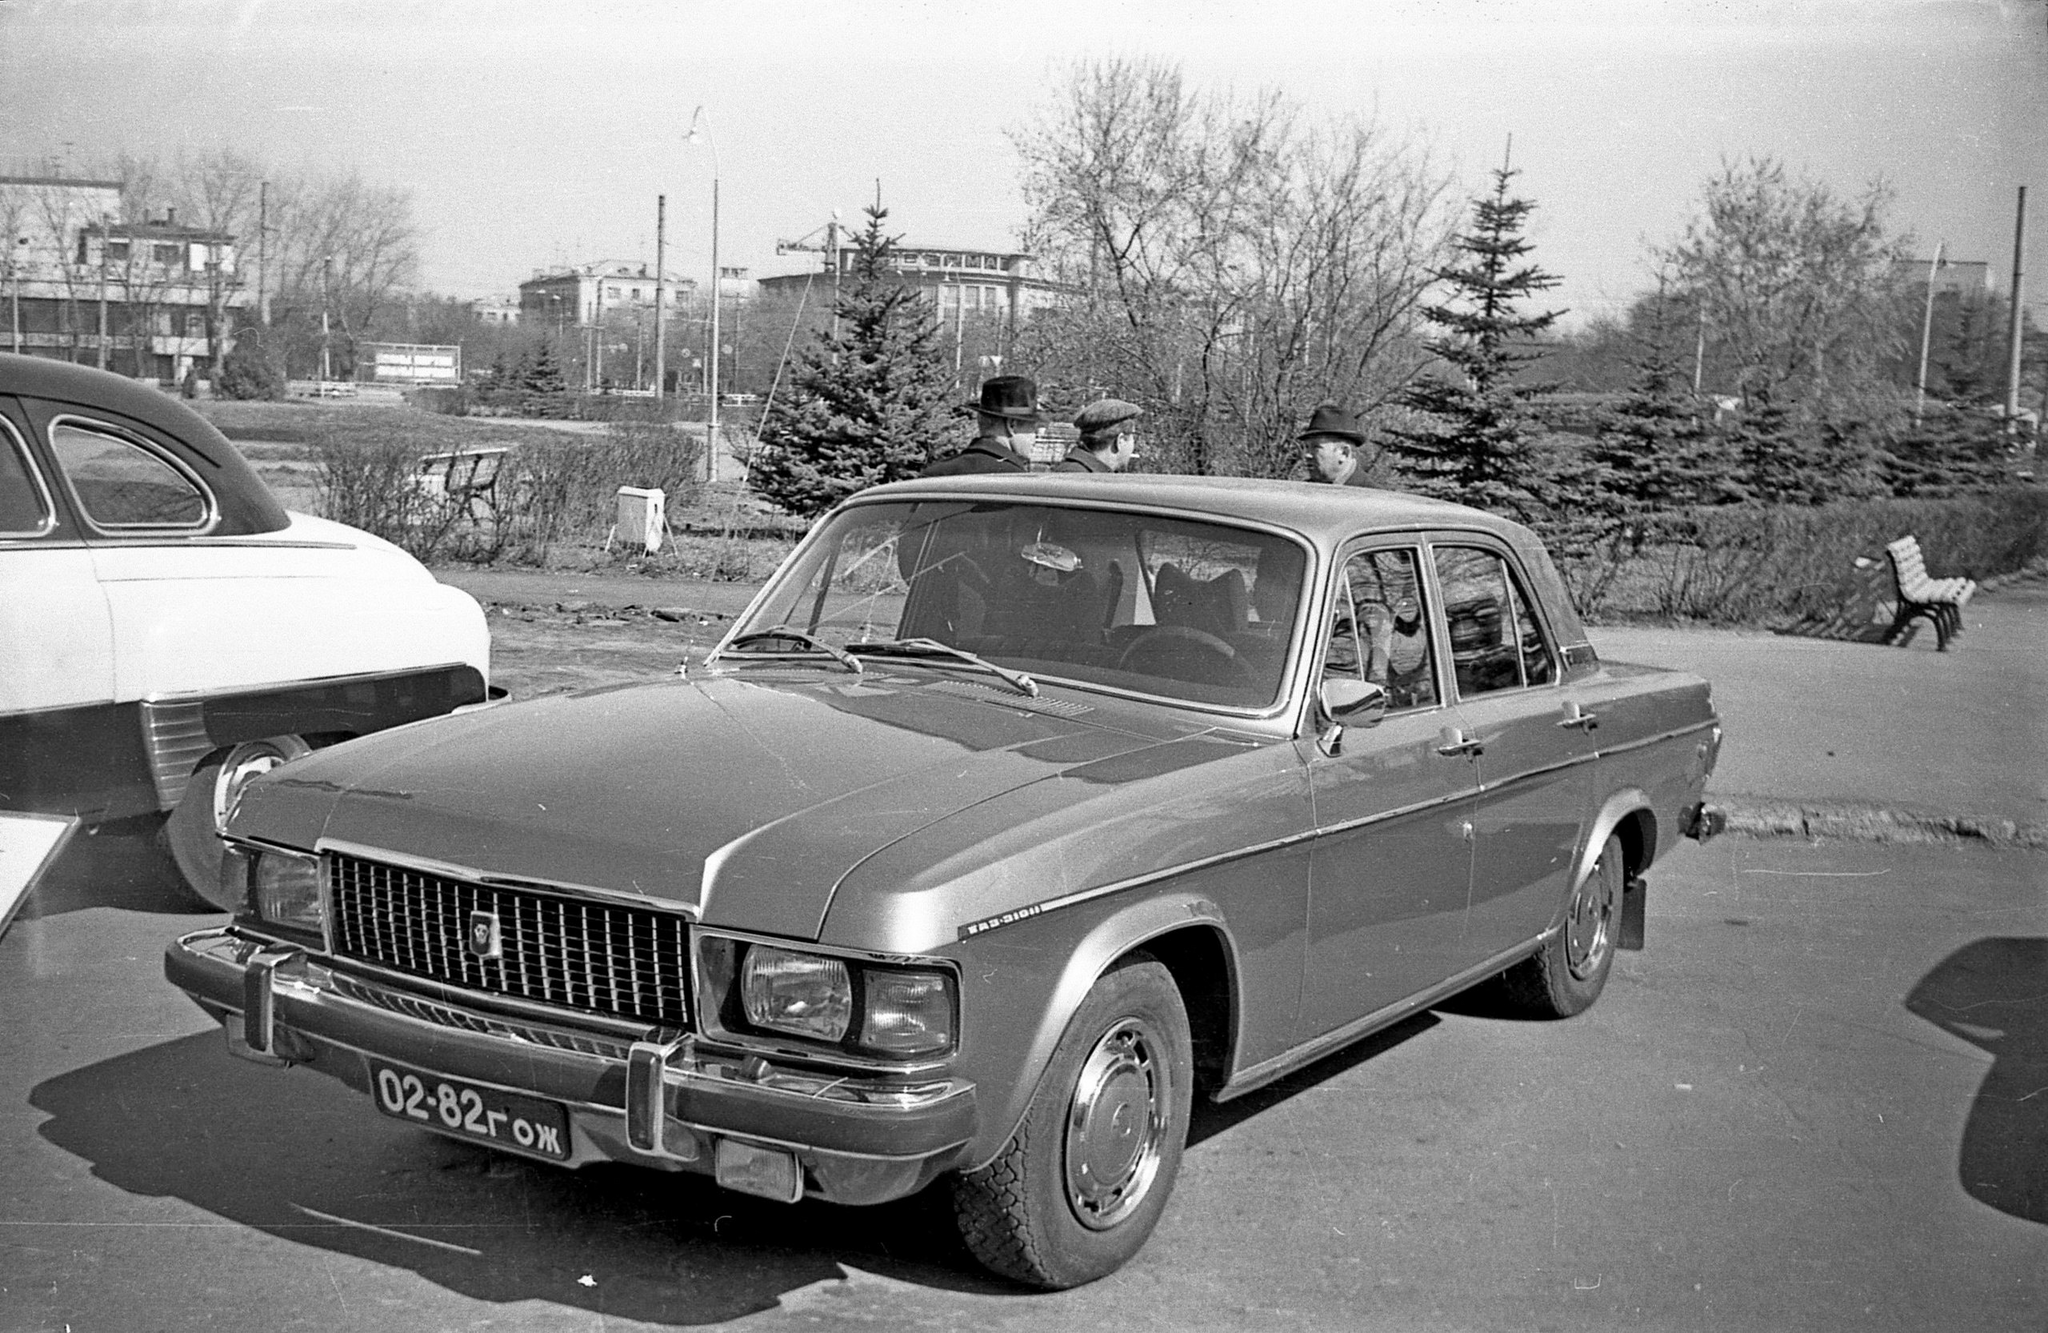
[466,910,502,960]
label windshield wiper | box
[848,638,1038,697]
[709,628,863,674]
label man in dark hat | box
[920,375,1041,477]
[1054,397,1143,473]
[1300,401,1373,487]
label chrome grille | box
[327,852,690,1027]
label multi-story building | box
[758,241,1065,343]
[0,175,249,383]
[517,262,697,332]
[1893,257,1993,300]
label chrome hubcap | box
[1064,1018,1167,1230]
[1566,857,1618,980]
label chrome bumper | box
[165,927,977,1206]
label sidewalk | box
[437,571,2048,845]
[1592,582,2048,843]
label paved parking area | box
[3,836,2041,1332]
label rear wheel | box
[1497,832,1624,1018]
[165,736,311,910]
[953,956,1192,1289]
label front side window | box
[1434,545,1555,697]
[728,500,1311,711]
[0,421,53,535]
[1323,546,1439,711]
[50,421,209,529]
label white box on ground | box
[616,487,665,554]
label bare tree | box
[1660,156,1912,410]
[268,169,421,377]
[163,149,264,375]
[1011,58,1455,476]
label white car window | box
[51,421,209,529]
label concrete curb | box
[1717,798,2048,851]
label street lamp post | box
[688,105,720,484]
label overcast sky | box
[3,0,2043,328]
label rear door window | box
[50,420,210,530]
[0,418,53,536]
[1433,545,1556,697]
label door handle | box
[1556,700,1599,731]
[1436,726,1483,757]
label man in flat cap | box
[1054,397,1143,473]
[921,375,1041,477]
[1300,401,1373,487]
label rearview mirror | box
[1318,678,1388,728]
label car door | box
[0,402,113,716]
[0,397,126,820]
[1430,539,1595,966]
[1301,540,1479,1039]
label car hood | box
[231,669,1191,940]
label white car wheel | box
[165,736,311,910]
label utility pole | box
[1915,240,1944,422]
[654,193,666,400]
[2004,185,2028,434]
[257,180,270,327]
[319,255,332,384]
[708,173,720,484]
[95,217,109,370]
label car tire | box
[952,955,1192,1290]
[164,736,311,910]
[1497,832,1624,1018]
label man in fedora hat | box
[921,375,1041,477]
[1300,401,1373,487]
[1054,397,1143,473]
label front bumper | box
[165,927,978,1206]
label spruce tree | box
[1587,287,1729,525]
[749,206,961,517]
[522,338,567,396]
[1383,161,1564,525]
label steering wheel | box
[1115,624,1258,690]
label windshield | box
[726,500,1311,710]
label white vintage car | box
[0,353,491,913]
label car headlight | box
[742,946,853,1042]
[861,969,954,1057]
[735,943,956,1057]
[250,848,324,933]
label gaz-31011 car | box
[166,474,1722,1288]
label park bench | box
[414,448,509,522]
[1881,535,1976,651]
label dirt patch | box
[485,599,737,697]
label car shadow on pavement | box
[30,1032,1011,1323]
[21,813,218,920]
[1189,1012,1439,1145]
[1904,936,2048,1226]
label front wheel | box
[952,956,1192,1289]
[164,736,311,910]
[1496,832,1624,1018]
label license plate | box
[368,1061,571,1160]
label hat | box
[1298,401,1365,444]
[1073,397,1144,439]
[966,375,1042,423]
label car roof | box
[862,472,1525,544]
[0,352,289,535]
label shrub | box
[216,333,286,401]
[1567,489,2048,626]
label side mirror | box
[1316,679,1388,755]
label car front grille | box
[327,851,690,1028]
